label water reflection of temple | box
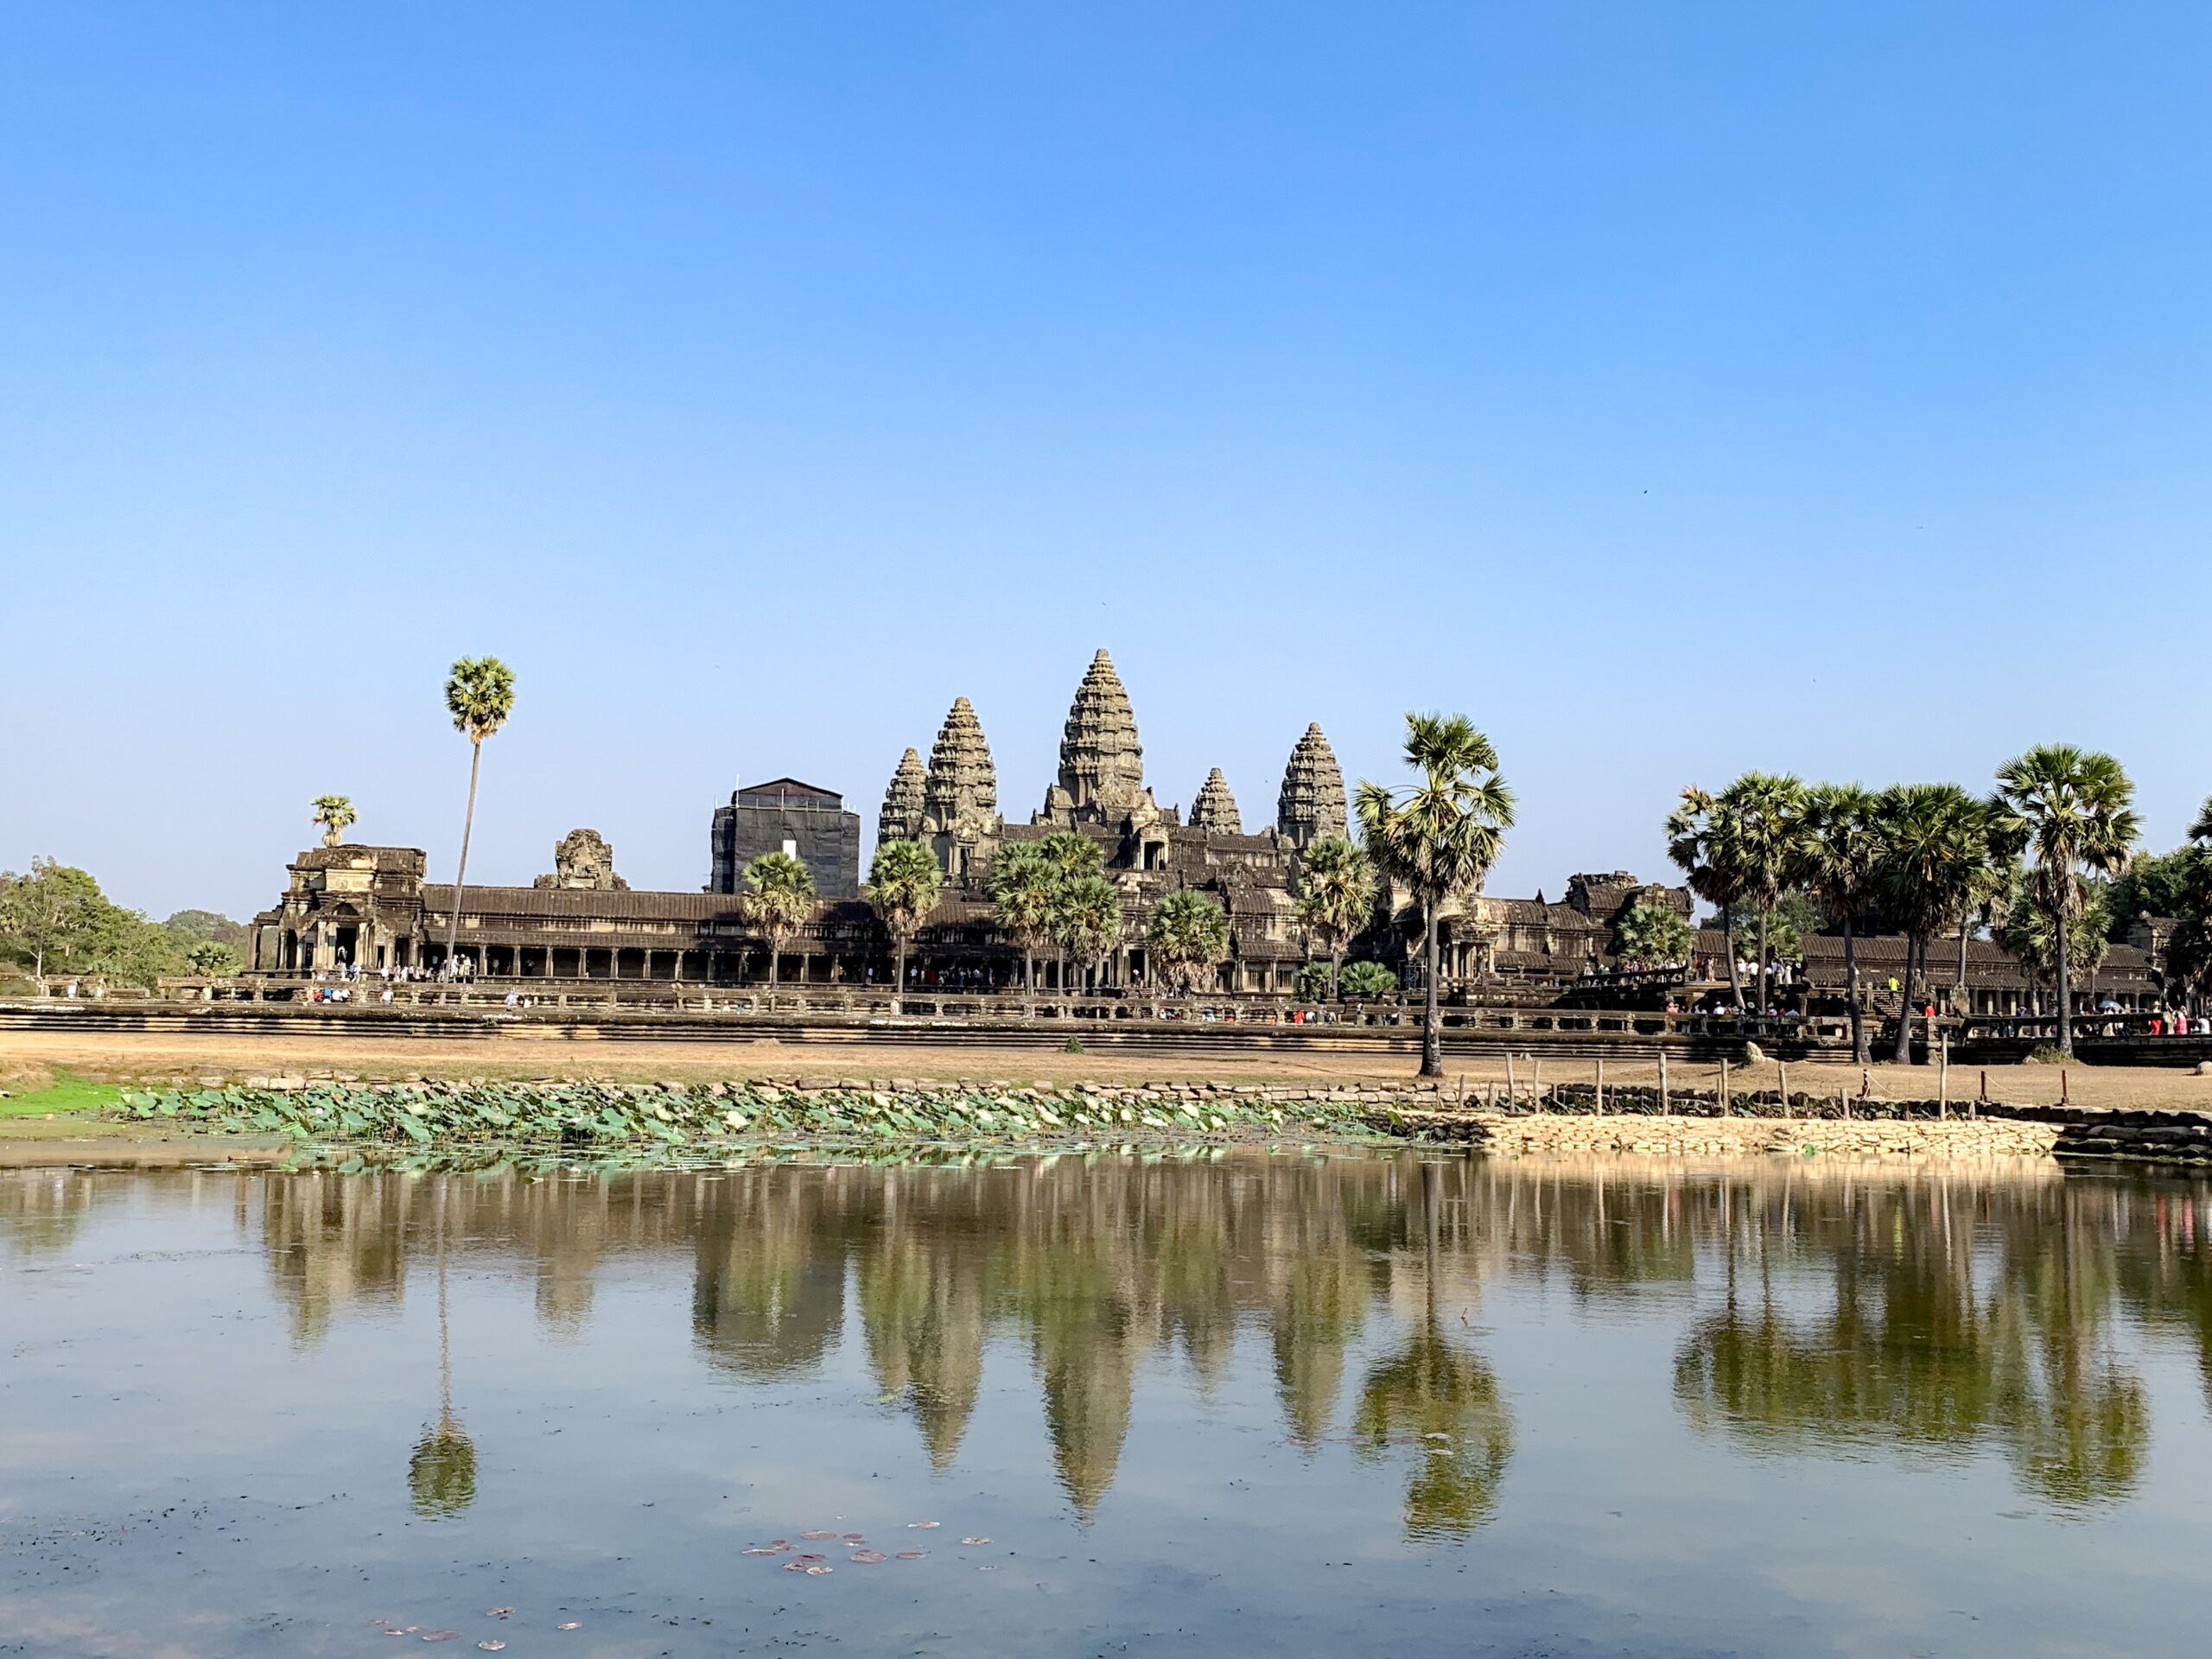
[13,1156,2212,1525]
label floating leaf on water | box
[907,1520,940,1529]
[849,1549,887,1563]
[422,1633,462,1643]
[804,1565,834,1576]
[783,1560,810,1572]
[478,1644,506,1654]
[801,1529,836,1540]
[742,1547,781,1556]
[557,1622,582,1630]
[841,1531,865,1541]
[894,1549,929,1560]
[960,1536,992,1546]
[485,1608,512,1618]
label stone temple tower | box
[1037,649,1157,825]
[1276,723,1349,849]
[920,696,1001,876]
[878,747,926,846]
[1190,768,1243,835]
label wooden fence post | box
[1596,1057,1606,1114]
[1720,1057,1731,1117]
[1778,1060,1789,1116]
[1505,1052,1518,1109]
[1659,1050,1670,1116]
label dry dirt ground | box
[4,1026,2211,1113]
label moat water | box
[5,1150,2210,1656]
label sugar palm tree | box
[1052,874,1125,993]
[311,794,357,848]
[1294,837,1374,998]
[867,839,944,1015]
[1355,714,1515,1078]
[1037,831,1103,993]
[1878,783,1990,1064]
[741,850,817,989]
[408,1184,475,1520]
[1992,746,2139,1057]
[442,657,517,967]
[1669,773,1808,1014]
[1611,899,1693,968]
[1144,888,1230,996]
[1794,783,1884,1064]
[988,842,1058,1005]
[1666,788,1751,1012]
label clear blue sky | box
[5,3,2209,921]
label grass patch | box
[0,1070,127,1117]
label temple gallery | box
[245,651,2162,1014]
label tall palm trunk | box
[1843,915,1868,1065]
[767,943,780,989]
[1330,941,1344,1000]
[445,737,483,965]
[1893,935,1919,1065]
[1755,909,1771,1015]
[1420,897,1443,1078]
[2055,904,2075,1057]
[1721,911,1743,1013]
[1955,916,1971,1016]
[892,940,906,1015]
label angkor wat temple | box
[242,649,2164,1015]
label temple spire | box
[879,747,926,845]
[1276,723,1348,849]
[922,697,998,836]
[1048,649,1146,817]
[1191,768,1243,835]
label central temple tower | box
[1037,649,1160,826]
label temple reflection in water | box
[8,1153,2212,1529]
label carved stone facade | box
[878,748,926,847]
[535,828,628,892]
[1190,769,1243,835]
[1276,724,1349,849]
[920,697,999,879]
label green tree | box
[988,842,1058,1001]
[1144,889,1230,996]
[1671,773,1804,1014]
[162,909,246,950]
[1356,714,1515,1078]
[1992,746,2139,1057]
[1995,867,2112,991]
[442,657,517,967]
[2105,849,2196,941]
[1037,832,1103,992]
[1612,899,1693,967]
[1878,783,1992,1063]
[741,850,817,989]
[867,839,944,1014]
[1338,959,1400,999]
[1294,960,1335,1001]
[185,938,241,976]
[1796,784,1885,1064]
[0,859,100,988]
[1294,837,1375,997]
[311,793,357,848]
[1052,874,1124,993]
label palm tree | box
[311,794,357,848]
[1992,746,2140,1056]
[409,1184,475,1520]
[1878,783,1990,1064]
[1795,784,1884,1064]
[1294,837,1375,998]
[1037,831,1103,993]
[441,657,517,968]
[741,850,817,989]
[1052,874,1125,993]
[1667,788,1751,1012]
[867,839,944,1014]
[1611,899,1693,968]
[1669,773,1807,1014]
[988,842,1058,1004]
[1356,714,1515,1078]
[1144,889,1230,996]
